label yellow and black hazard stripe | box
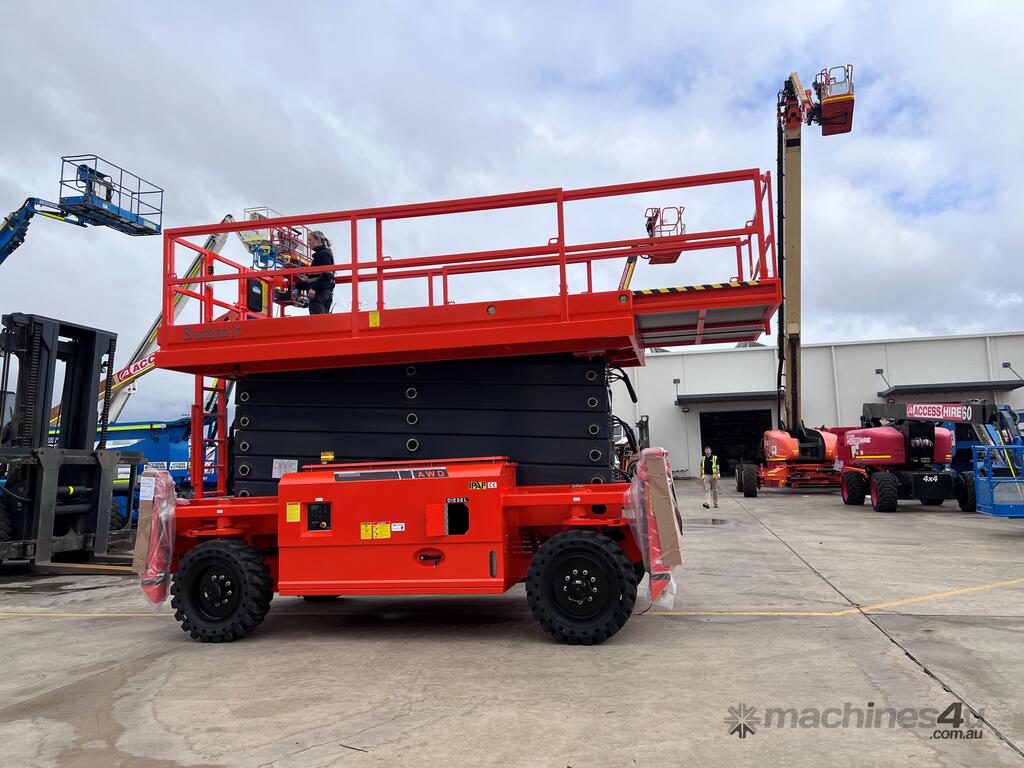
[633,280,760,295]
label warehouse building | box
[613,331,1024,478]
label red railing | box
[161,168,777,330]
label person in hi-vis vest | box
[700,446,720,509]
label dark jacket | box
[303,244,334,292]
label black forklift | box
[0,313,142,567]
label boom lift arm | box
[776,66,854,433]
[104,209,309,419]
[105,216,237,421]
[0,198,88,267]
[2,156,163,269]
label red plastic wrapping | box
[624,448,683,609]
[139,471,178,605]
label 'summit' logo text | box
[182,325,242,342]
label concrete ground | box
[1,481,1022,768]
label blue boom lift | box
[1,155,162,267]
[973,444,1024,518]
[941,402,1022,474]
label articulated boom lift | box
[146,168,780,644]
[71,207,306,424]
[1,155,162,268]
[45,210,305,503]
[738,65,854,498]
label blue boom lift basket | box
[972,444,1024,518]
[58,155,163,235]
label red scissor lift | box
[151,168,779,644]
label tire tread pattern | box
[0,498,13,542]
[871,472,899,513]
[526,530,637,646]
[170,539,273,643]
[742,465,758,498]
[842,473,866,506]
[957,471,977,513]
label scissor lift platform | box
[157,279,778,376]
[156,169,780,377]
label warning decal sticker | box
[360,522,394,539]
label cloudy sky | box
[1,1,1021,420]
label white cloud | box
[1,1,1021,420]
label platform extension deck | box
[156,169,779,377]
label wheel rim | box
[842,478,849,501]
[870,478,878,507]
[192,561,242,621]
[551,552,612,619]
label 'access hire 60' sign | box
[905,403,970,422]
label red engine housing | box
[840,426,953,467]
[763,428,839,462]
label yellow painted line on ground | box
[36,563,134,573]
[0,611,171,617]
[645,609,846,617]
[2,578,1022,621]
[646,576,1024,618]
[857,576,1024,613]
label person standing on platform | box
[300,230,335,315]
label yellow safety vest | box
[700,455,718,478]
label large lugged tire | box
[870,472,899,513]
[0,497,13,542]
[742,465,758,498]
[109,500,128,531]
[170,539,273,643]
[526,530,638,645]
[841,472,866,506]
[734,466,745,493]
[956,471,976,513]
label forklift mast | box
[1,313,116,452]
[0,314,142,564]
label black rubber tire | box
[633,560,646,585]
[741,465,758,498]
[956,471,976,513]
[920,498,944,506]
[870,472,899,513]
[0,497,13,542]
[170,539,273,643]
[301,595,340,602]
[841,473,866,506]
[734,466,746,493]
[109,500,129,531]
[526,530,637,645]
